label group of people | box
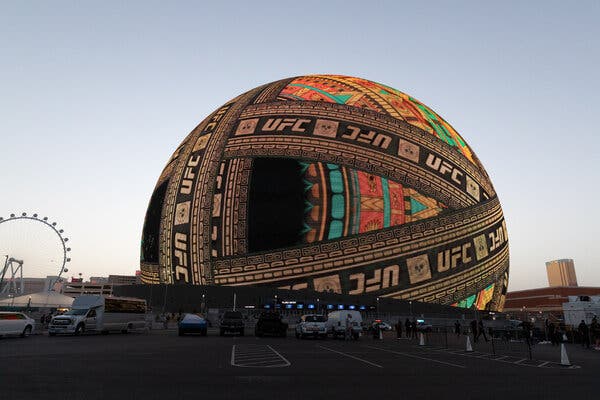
[469,319,489,343]
[545,319,567,346]
[39,311,66,327]
[393,318,419,339]
[155,312,183,329]
[575,317,600,350]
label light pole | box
[376,297,380,318]
[316,298,320,314]
[409,300,413,318]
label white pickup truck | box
[295,314,327,339]
[49,295,147,335]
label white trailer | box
[562,296,600,327]
[49,295,147,335]
[326,310,363,339]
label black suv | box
[255,312,288,337]
[219,311,245,336]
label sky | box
[1,1,599,291]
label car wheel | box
[201,328,207,337]
[21,325,32,338]
[256,330,263,337]
[295,332,300,339]
[178,329,184,336]
[74,324,84,336]
[48,332,56,337]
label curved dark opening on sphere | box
[248,158,304,252]
[141,180,168,263]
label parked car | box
[255,311,288,337]
[370,320,392,331]
[295,314,327,339]
[219,310,245,336]
[178,314,208,336]
[0,311,35,338]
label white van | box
[49,295,147,336]
[326,310,362,339]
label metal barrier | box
[420,326,535,360]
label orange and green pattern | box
[279,75,475,164]
[452,283,495,310]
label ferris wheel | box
[0,212,71,296]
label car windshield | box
[223,311,242,319]
[64,309,88,316]
[183,314,204,323]
[305,315,326,322]
[260,312,280,320]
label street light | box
[409,300,413,317]
[376,297,380,317]
[316,298,320,313]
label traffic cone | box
[560,343,571,366]
[419,332,425,346]
[466,336,473,352]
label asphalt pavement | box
[1,329,597,400]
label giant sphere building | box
[141,75,509,311]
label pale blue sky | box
[1,1,598,290]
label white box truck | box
[49,295,147,336]
[326,310,362,339]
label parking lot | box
[1,328,598,400]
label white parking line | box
[317,345,383,368]
[415,347,579,369]
[231,345,290,368]
[365,345,466,369]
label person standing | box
[454,320,461,337]
[405,318,411,339]
[477,320,489,342]
[470,319,478,343]
[395,319,402,339]
[344,314,352,341]
[590,317,600,350]
[578,320,590,349]
[548,322,557,346]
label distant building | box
[62,282,113,297]
[108,275,141,286]
[504,286,600,321]
[546,259,578,287]
[89,276,109,284]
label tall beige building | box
[546,259,578,287]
